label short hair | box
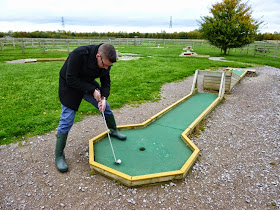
[98,44,117,63]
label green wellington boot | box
[55,132,69,172]
[105,114,127,140]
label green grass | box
[0,44,277,145]
[194,45,280,68]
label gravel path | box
[0,66,279,209]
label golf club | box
[101,112,121,165]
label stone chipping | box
[0,66,279,209]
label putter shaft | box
[101,112,117,162]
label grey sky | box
[0,0,279,33]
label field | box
[0,42,279,145]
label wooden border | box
[88,68,248,187]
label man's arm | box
[100,71,111,99]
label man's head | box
[96,44,117,69]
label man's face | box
[96,54,113,70]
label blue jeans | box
[57,94,113,134]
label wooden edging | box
[88,68,248,186]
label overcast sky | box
[0,0,279,33]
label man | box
[55,43,126,173]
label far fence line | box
[0,37,206,54]
[0,37,279,59]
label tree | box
[199,0,262,55]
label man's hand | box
[93,89,101,102]
[98,97,106,113]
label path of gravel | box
[0,66,279,209]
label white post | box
[218,72,226,98]
[191,70,199,94]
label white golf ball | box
[116,159,122,164]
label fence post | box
[254,45,257,56]
[13,39,15,49]
[274,43,278,60]
[42,41,45,54]
[0,40,3,50]
[67,41,70,54]
[21,40,25,55]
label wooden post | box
[67,41,70,54]
[274,43,278,60]
[42,41,45,54]
[13,39,15,49]
[21,40,25,55]
[218,72,226,98]
[0,42,3,51]
[191,70,199,94]
[254,45,257,56]
[52,39,55,48]
[263,44,266,56]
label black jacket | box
[58,44,111,111]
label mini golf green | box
[94,92,218,176]
[232,69,246,77]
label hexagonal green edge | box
[89,69,249,187]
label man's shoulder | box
[73,45,90,55]
[73,45,99,55]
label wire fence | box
[0,37,279,59]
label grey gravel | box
[0,66,279,209]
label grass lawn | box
[0,44,276,145]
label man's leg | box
[83,94,126,140]
[56,105,76,172]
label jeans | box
[57,94,113,134]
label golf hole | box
[139,147,146,151]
